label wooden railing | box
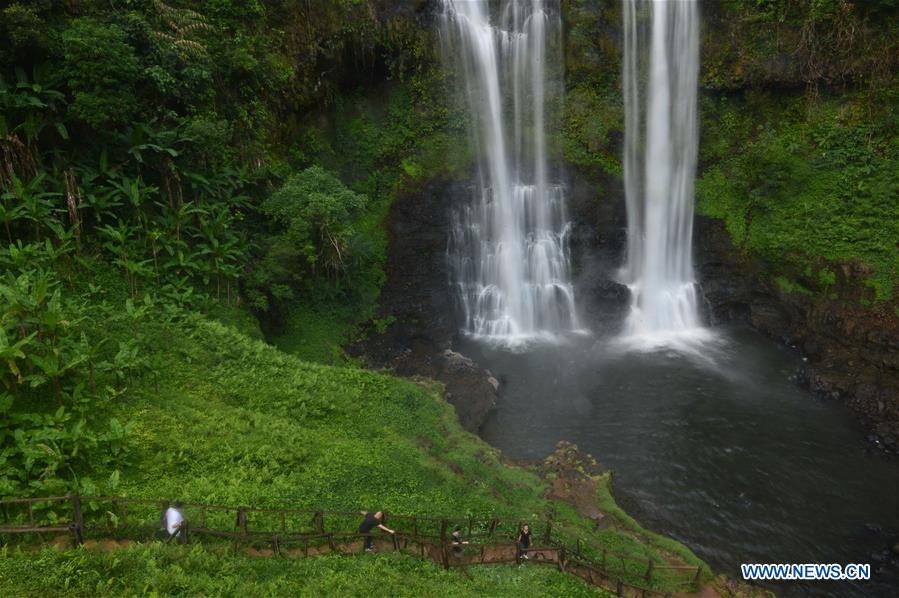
[0,496,706,597]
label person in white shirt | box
[164,501,185,539]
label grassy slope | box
[0,301,707,594]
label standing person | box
[451,525,469,556]
[516,524,531,560]
[358,511,395,552]
[164,501,185,541]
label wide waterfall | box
[621,0,705,342]
[442,0,579,345]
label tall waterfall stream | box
[621,0,705,344]
[442,0,580,345]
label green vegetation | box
[0,292,708,594]
[0,544,607,597]
[559,0,624,179]
[0,0,472,508]
[696,89,898,301]
[268,83,472,359]
[695,0,898,302]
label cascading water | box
[442,0,579,345]
[621,0,705,342]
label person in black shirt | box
[516,524,531,560]
[451,525,469,556]
[358,511,395,551]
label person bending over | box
[358,510,395,552]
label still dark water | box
[467,326,899,597]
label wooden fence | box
[0,496,705,597]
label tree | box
[62,18,140,128]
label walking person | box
[163,501,185,542]
[358,511,395,552]
[451,525,469,557]
[516,523,531,560]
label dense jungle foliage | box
[0,0,470,498]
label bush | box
[62,19,140,128]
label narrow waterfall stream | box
[442,0,579,345]
[621,0,705,343]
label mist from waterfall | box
[621,0,706,346]
[442,0,580,346]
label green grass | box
[593,474,705,571]
[1,298,709,594]
[267,303,361,365]
[0,544,608,597]
[109,311,545,515]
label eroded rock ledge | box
[538,441,608,524]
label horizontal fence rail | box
[0,495,704,597]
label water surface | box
[470,326,899,597]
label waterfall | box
[442,0,580,345]
[621,0,704,342]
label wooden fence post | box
[314,511,324,534]
[70,495,84,545]
[543,506,554,544]
[616,580,623,597]
[236,508,248,536]
[694,565,703,584]
[645,559,654,582]
[439,518,449,569]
